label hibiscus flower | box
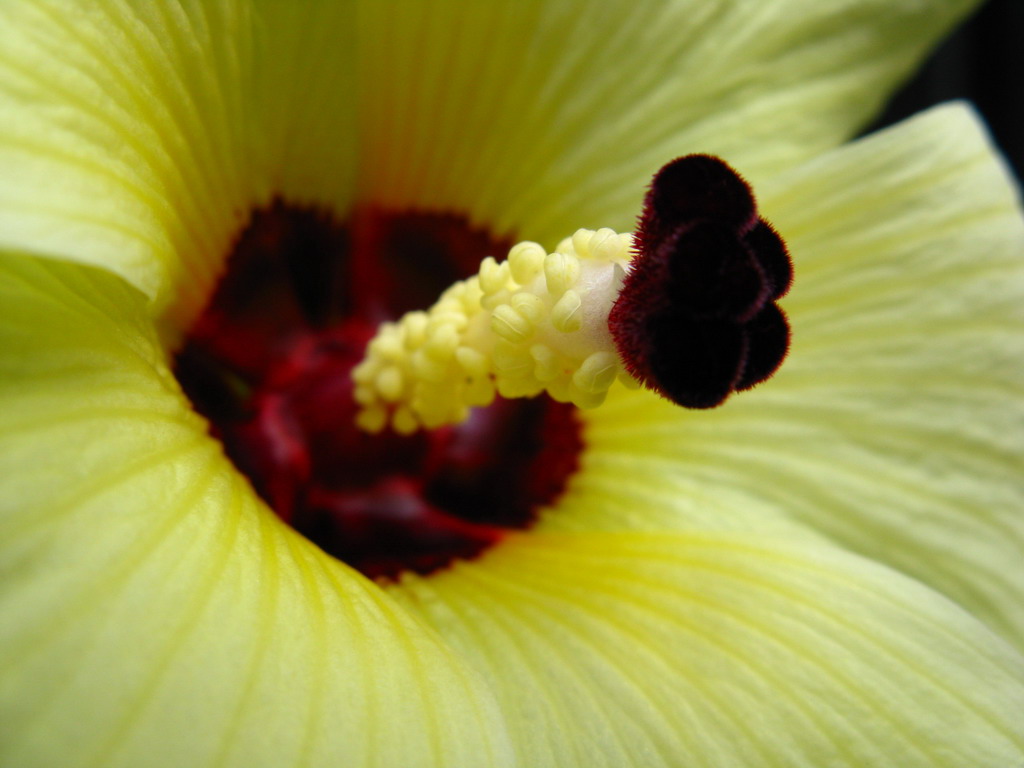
[1,2,1022,767]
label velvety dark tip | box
[665,222,769,321]
[614,155,793,411]
[735,303,791,391]
[639,155,757,249]
[646,312,747,409]
[744,220,793,300]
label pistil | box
[354,155,793,432]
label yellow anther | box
[440,282,467,302]
[591,228,626,261]
[412,384,458,429]
[459,278,486,311]
[530,344,561,382]
[376,366,404,402]
[412,349,449,382]
[479,256,510,295]
[569,386,607,409]
[353,384,378,406]
[510,292,545,325]
[421,404,464,430]
[392,407,419,435]
[546,376,573,403]
[425,323,459,360]
[571,228,593,258]
[508,241,546,284]
[492,339,533,376]
[429,311,469,333]
[353,229,640,433]
[403,312,429,348]
[544,251,581,298]
[455,346,489,376]
[491,304,533,343]
[551,289,583,333]
[497,377,544,399]
[573,351,619,394]
[369,329,404,361]
[355,406,388,434]
[618,370,642,389]
[351,359,377,385]
[464,376,496,406]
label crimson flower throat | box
[174,157,791,580]
[175,208,582,580]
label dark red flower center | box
[174,204,582,580]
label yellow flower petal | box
[392,530,1024,768]
[355,0,982,240]
[565,104,1024,650]
[0,254,513,768]
[0,0,980,331]
[763,102,1024,648]
[0,1,358,331]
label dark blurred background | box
[869,0,1023,184]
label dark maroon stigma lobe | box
[609,155,793,409]
[175,205,583,580]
